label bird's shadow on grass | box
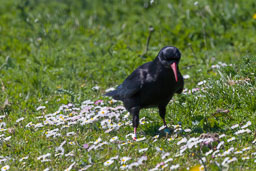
[140,123,175,138]
[140,123,226,138]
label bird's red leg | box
[130,107,140,141]
[133,127,137,140]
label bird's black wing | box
[114,69,144,99]
[105,63,151,100]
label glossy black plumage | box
[105,46,184,139]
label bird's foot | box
[133,137,137,141]
[163,127,173,136]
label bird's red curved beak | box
[170,62,178,82]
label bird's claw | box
[164,127,171,134]
[133,137,137,141]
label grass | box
[0,0,256,170]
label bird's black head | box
[157,46,181,82]
[157,46,181,65]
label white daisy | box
[221,147,234,156]
[155,147,164,152]
[94,137,102,145]
[170,164,180,170]
[136,137,146,142]
[227,137,235,142]
[92,85,100,90]
[153,135,159,139]
[161,152,170,159]
[183,74,190,79]
[120,157,131,164]
[234,129,249,135]
[19,156,29,162]
[212,150,220,157]
[197,80,206,86]
[227,157,237,164]
[36,106,46,111]
[16,117,24,123]
[120,164,128,170]
[65,151,75,157]
[137,156,147,164]
[221,157,230,166]
[205,149,213,156]
[105,87,115,93]
[1,165,10,171]
[4,136,11,141]
[164,158,173,163]
[110,136,118,142]
[78,165,92,171]
[110,155,119,160]
[128,162,139,169]
[66,132,76,136]
[184,128,191,132]
[161,164,168,169]
[241,121,251,129]
[139,148,148,153]
[64,162,76,171]
[242,157,250,160]
[104,159,114,166]
[231,124,239,129]
[217,141,224,149]
[177,137,187,145]
[242,147,251,151]
[69,141,76,145]
[37,153,51,161]
[234,150,242,154]
[219,134,226,138]
[158,125,166,131]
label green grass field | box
[0,0,256,170]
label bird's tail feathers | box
[104,90,116,97]
[104,90,122,100]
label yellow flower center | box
[253,13,256,19]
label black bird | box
[105,46,184,140]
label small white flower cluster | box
[211,62,232,69]
[104,155,147,169]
